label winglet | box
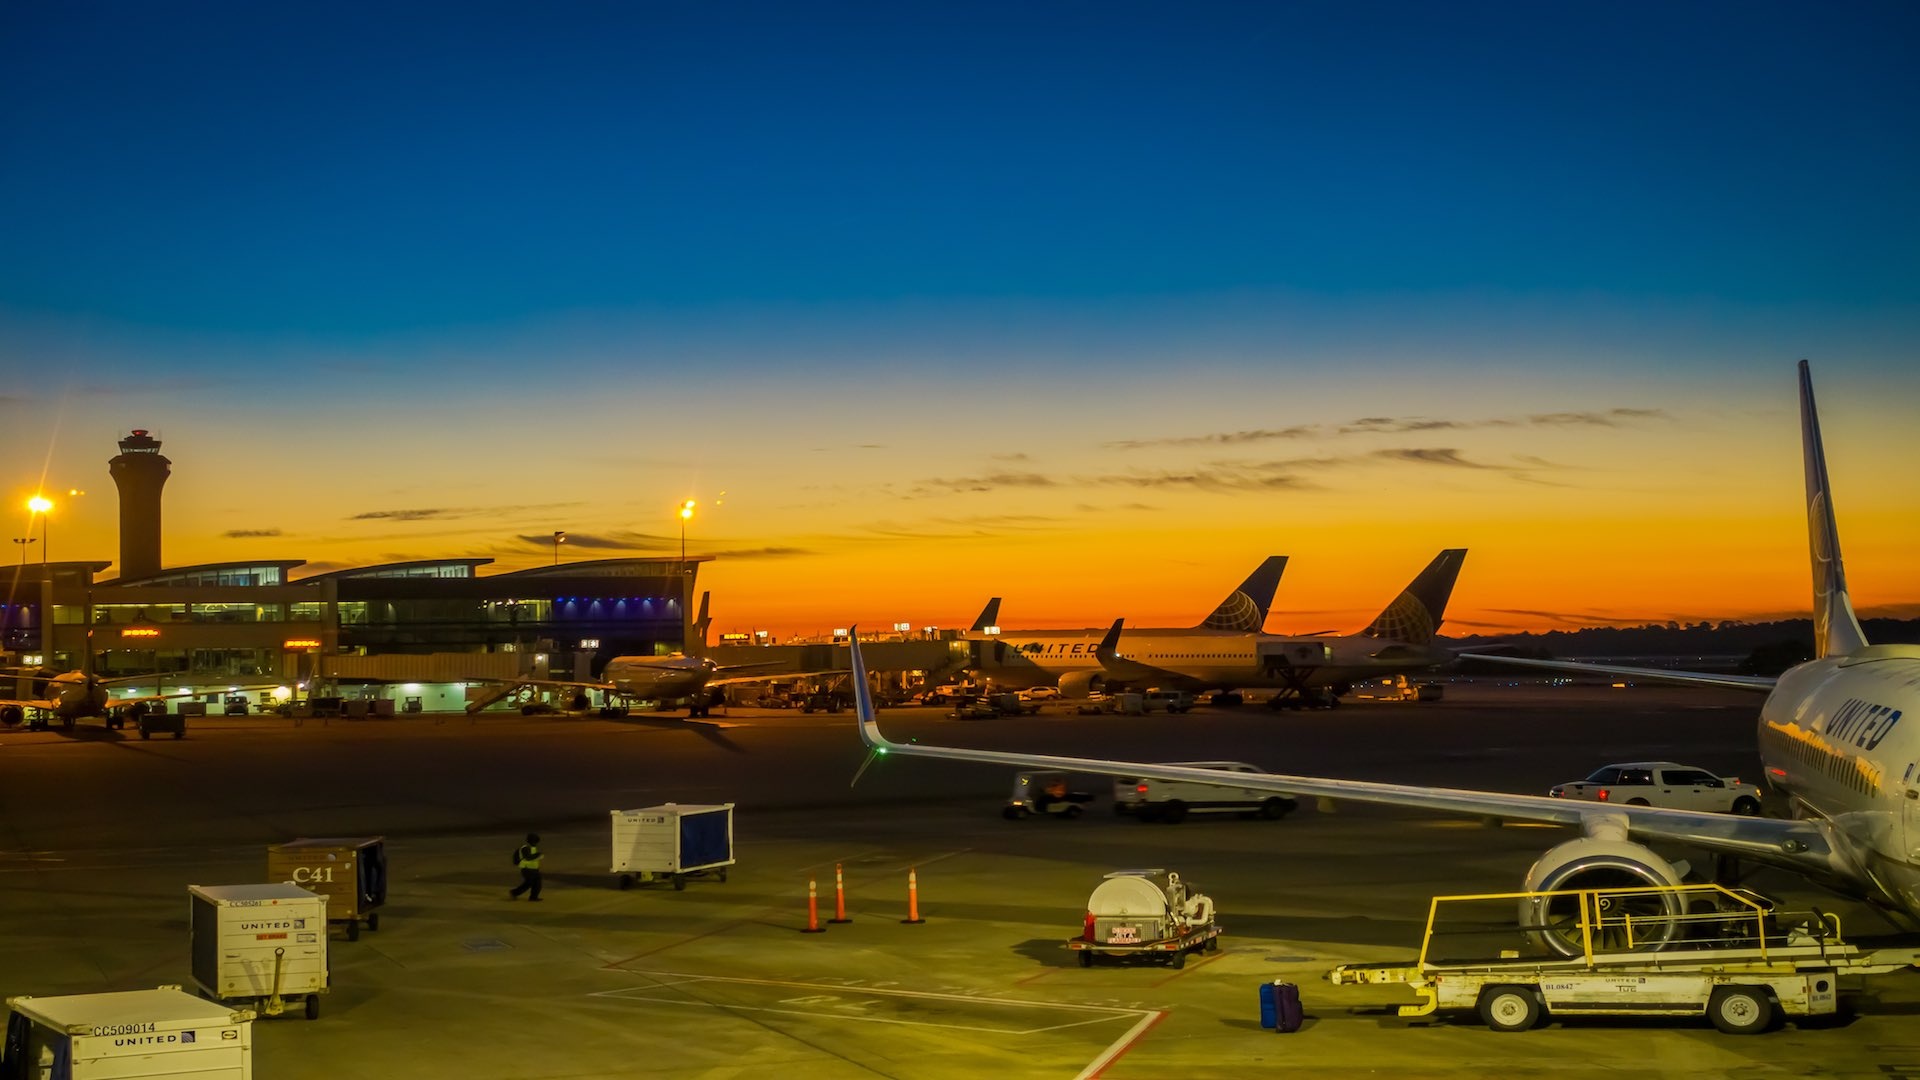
[1195,556,1287,631]
[1359,549,1467,644]
[849,627,893,752]
[1093,618,1126,664]
[1799,360,1868,658]
[969,598,1003,633]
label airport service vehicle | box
[1143,690,1193,713]
[2,986,254,1079]
[1550,762,1763,816]
[223,695,250,716]
[611,803,734,890]
[1018,686,1062,702]
[1113,762,1298,823]
[1070,869,1220,968]
[266,837,388,941]
[1003,771,1097,820]
[1352,675,1444,701]
[1326,884,1920,1034]
[189,884,328,1020]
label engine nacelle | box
[1058,671,1106,699]
[1520,836,1689,956]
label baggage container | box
[2,985,253,1080]
[188,884,329,1020]
[1259,980,1304,1032]
[610,803,734,890]
[266,836,388,940]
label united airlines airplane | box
[849,361,1920,945]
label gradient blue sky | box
[3,3,1917,634]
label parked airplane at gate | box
[962,556,1289,693]
[1093,549,1466,706]
[849,362,1920,941]
[465,593,810,719]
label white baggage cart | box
[2,985,253,1079]
[611,803,735,890]
[188,884,329,1020]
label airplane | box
[463,592,819,719]
[847,361,1920,947]
[1088,547,1466,707]
[960,555,1291,695]
[0,664,254,731]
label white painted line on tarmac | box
[599,971,1144,1014]
[597,991,1124,1037]
[1073,1009,1166,1080]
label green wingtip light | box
[877,747,889,755]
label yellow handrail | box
[1415,883,1787,967]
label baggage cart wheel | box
[346,919,360,942]
[173,728,184,739]
[716,869,728,883]
[1063,804,1083,819]
[140,728,152,740]
[1477,985,1541,1032]
[1003,806,1025,821]
[366,913,380,932]
[1168,949,1187,969]
[1077,950,1093,967]
[672,873,687,891]
[1206,935,1220,952]
[1260,797,1293,820]
[618,874,635,890]
[305,994,321,1021]
[1708,985,1773,1035]
[1161,801,1188,824]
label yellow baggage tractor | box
[266,837,387,940]
[1327,884,1920,1034]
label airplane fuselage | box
[973,629,1446,692]
[1757,646,1920,921]
[599,656,713,701]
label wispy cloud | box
[912,471,1061,495]
[351,508,452,521]
[1109,407,1669,449]
[222,528,282,538]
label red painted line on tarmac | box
[1079,1010,1165,1080]
[1148,950,1223,987]
[1012,967,1057,987]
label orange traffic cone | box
[901,867,925,924]
[802,878,826,933]
[829,863,852,924]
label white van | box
[1142,690,1193,713]
[1112,761,1297,823]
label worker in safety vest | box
[509,832,543,901]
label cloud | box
[859,513,1061,540]
[222,528,282,538]
[350,508,450,521]
[515,530,676,551]
[1370,447,1502,469]
[710,546,813,559]
[912,471,1061,495]
[1110,407,1668,450]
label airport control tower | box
[109,429,171,580]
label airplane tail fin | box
[970,598,1002,633]
[1359,549,1467,644]
[1195,556,1288,631]
[691,592,713,654]
[1799,360,1868,658]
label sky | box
[2,2,1917,638]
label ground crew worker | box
[509,832,543,901]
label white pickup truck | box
[1112,761,1297,823]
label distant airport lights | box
[26,494,51,565]
[552,531,566,566]
[679,500,696,569]
[121,626,160,639]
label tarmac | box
[3,682,1918,1078]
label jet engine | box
[1520,836,1689,956]
[1058,671,1106,699]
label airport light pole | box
[12,537,33,566]
[679,500,695,573]
[27,496,50,566]
[552,531,566,566]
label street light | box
[678,500,696,569]
[552,531,566,566]
[11,537,34,566]
[26,495,50,566]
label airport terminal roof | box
[107,560,307,587]
[297,559,493,582]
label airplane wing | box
[1458,653,1777,692]
[706,668,848,689]
[847,634,1845,881]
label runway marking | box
[1148,949,1223,987]
[591,971,1147,1039]
[1074,1009,1165,1080]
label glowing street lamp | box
[678,500,696,569]
[552,530,566,566]
[26,495,51,566]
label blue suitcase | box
[1259,981,1304,1033]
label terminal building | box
[1,430,962,715]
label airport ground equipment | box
[266,837,387,941]
[188,884,329,1021]
[1070,869,1220,968]
[2,986,254,1079]
[1003,771,1097,820]
[611,803,734,890]
[1112,761,1298,823]
[135,705,184,740]
[1325,884,1920,1034]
